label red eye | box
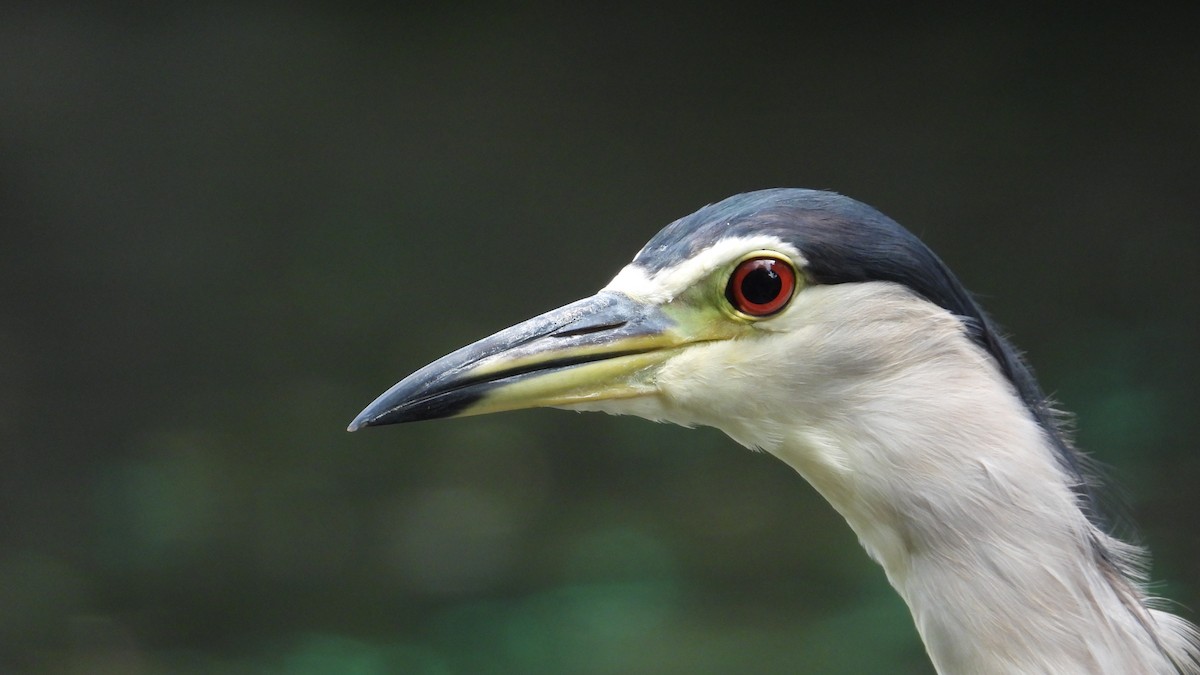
[726,257,796,317]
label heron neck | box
[763,368,1180,673]
[647,284,1194,671]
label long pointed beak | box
[348,292,689,430]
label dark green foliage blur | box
[2,5,1198,674]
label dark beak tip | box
[346,412,375,432]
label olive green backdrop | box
[2,5,1198,674]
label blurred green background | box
[3,4,1198,674]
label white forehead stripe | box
[603,235,805,303]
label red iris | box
[726,257,796,317]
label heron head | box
[348,188,1017,448]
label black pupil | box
[741,264,781,305]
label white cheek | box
[654,338,798,451]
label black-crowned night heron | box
[349,189,1199,673]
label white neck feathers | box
[652,282,1198,674]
